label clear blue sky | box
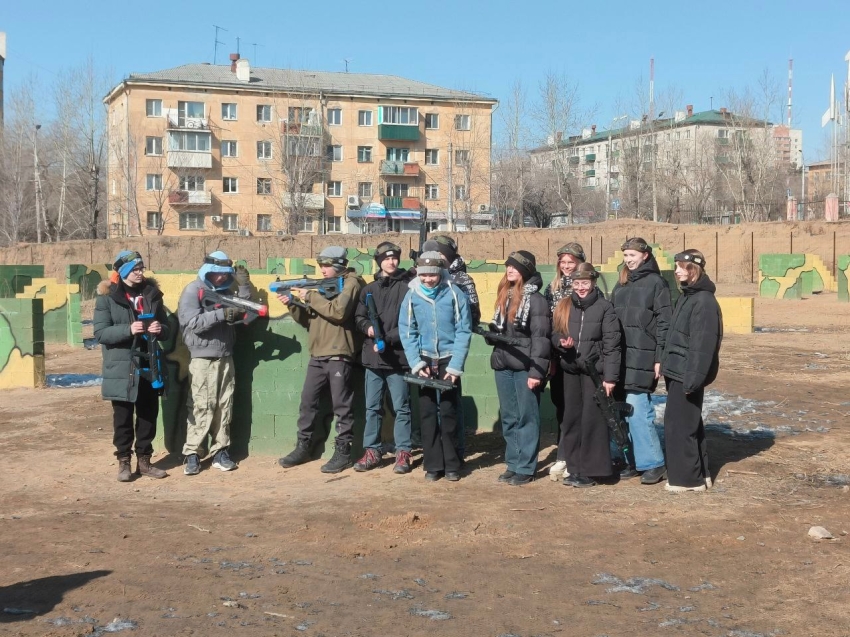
[3,0,849,160]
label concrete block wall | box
[0,265,44,298]
[758,253,838,299]
[717,298,754,334]
[66,264,111,300]
[838,256,850,302]
[15,278,83,347]
[0,298,46,389]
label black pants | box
[664,379,709,488]
[560,372,612,477]
[112,378,159,458]
[550,367,567,460]
[418,358,461,473]
[296,357,355,445]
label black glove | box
[235,265,250,287]
[223,307,245,324]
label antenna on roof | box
[236,36,241,55]
[251,42,263,66]
[213,25,227,65]
[343,58,352,73]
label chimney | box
[236,58,251,82]
[230,52,240,73]
[686,104,693,117]
[591,124,597,134]
[720,107,727,115]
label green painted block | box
[783,278,802,300]
[759,253,806,276]
[800,270,813,296]
[759,278,780,299]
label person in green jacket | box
[93,250,170,482]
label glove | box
[235,265,250,287]
[223,307,244,324]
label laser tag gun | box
[198,288,268,325]
[584,352,633,457]
[131,312,166,395]
[403,373,455,393]
[365,292,385,353]
[269,276,344,308]
[409,206,429,261]
[474,323,529,347]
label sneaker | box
[354,448,382,472]
[212,448,238,472]
[183,454,201,476]
[640,465,667,485]
[549,460,567,481]
[445,471,461,482]
[620,466,641,479]
[498,470,516,483]
[572,476,597,488]
[393,450,412,474]
[424,471,442,482]
[705,476,713,489]
[278,440,311,468]
[562,473,579,486]
[508,473,533,486]
[320,442,353,474]
[665,482,707,493]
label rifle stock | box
[584,352,632,456]
[403,373,455,393]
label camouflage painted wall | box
[0,298,46,389]
[758,254,837,299]
[0,265,45,298]
[15,278,83,347]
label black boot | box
[278,440,312,468]
[117,455,132,482]
[320,441,353,474]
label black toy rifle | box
[270,276,344,308]
[198,288,268,324]
[365,292,386,353]
[403,373,455,393]
[474,324,528,347]
[584,352,632,457]
[409,206,428,261]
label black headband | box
[622,239,651,253]
[674,252,706,267]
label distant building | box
[103,57,496,237]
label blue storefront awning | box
[387,210,421,220]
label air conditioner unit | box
[276,230,286,236]
[210,215,222,222]
[238,229,252,237]
[347,195,360,208]
[478,204,489,212]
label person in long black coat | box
[661,249,722,493]
[550,262,621,487]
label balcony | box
[168,190,212,205]
[167,151,212,169]
[609,179,620,190]
[569,156,580,164]
[609,165,620,174]
[281,120,323,137]
[716,137,730,145]
[166,116,209,130]
[382,196,421,210]
[380,160,420,176]
[378,124,420,141]
[585,153,596,162]
[585,169,596,177]
[281,192,325,210]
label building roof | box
[107,63,495,104]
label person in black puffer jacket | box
[661,249,722,493]
[550,262,621,487]
[480,250,551,486]
[610,238,671,485]
[352,242,417,475]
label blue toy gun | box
[269,276,344,307]
[365,292,385,353]
[133,312,166,393]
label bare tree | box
[0,78,38,245]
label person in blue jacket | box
[399,251,472,482]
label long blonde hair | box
[552,297,572,336]
[495,275,524,323]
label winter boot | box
[117,456,132,482]
[320,441,353,474]
[278,439,312,468]
[136,455,168,479]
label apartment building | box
[104,56,496,237]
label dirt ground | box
[2,290,850,637]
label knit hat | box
[556,242,586,262]
[114,250,144,281]
[422,235,458,264]
[317,246,348,272]
[374,242,402,265]
[571,263,599,280]
[416,251,446,275]
[505,250,537,281]
[621,237,652,253]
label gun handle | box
[374,339,385,353]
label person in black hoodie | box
[661,249,722,493]
[610,238,671,485]
[353,242,417,474]
[550,262,621,487]
[481,251,551,486]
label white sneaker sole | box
[212,462,237,472]
[665,482,707,493]
[549,462,567,481]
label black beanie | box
[505,250,537,281]
[374,241,402,265]
[422,235,458,264]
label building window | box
[685,130,691,139]
[300,217,314,232]
[455,185,467,200]
[179,175,205,191]
[146,211,162,230]
[358,110,373,126]
[179,101,205,119]
[257,104,272,122]
[145,136,162,156]
[327,145,343,162]
[357,146,372,163]
[455,149,470,166]
[380,106,418,125]
[386,183,409,197]
[223,177,238,193]
[327,181,342,197]
[221,103,237,120]
[326,215,341,233]
[257,140,273,160]
[385,147,409,162]
[145,174,162,191]
[718,129,728,138]
[425,149,439,165]
[223,214,239,231]
[287,106,315,124]
[179,212,205,230]
[425,113,439,129]
[168,131,211,151]
[257,178,272,195]
[358,182,373,198]
[257,214,272,232]
[327,108,342,125]
[454,114,471,131]
[221,140,238,157]
[146,99,162,117]
[425,184,439,200]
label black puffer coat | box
[487,272,551,380]
[355,267,416,370]
[610,256,672,392]
[551,288,621,382]
[661,275,722,393]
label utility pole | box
[447,142,454,232]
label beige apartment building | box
[104,56,497,237]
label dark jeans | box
[363,368,412,452]
[418,358,462,473]
[112,378,159,458]
[494,369,541,476]
[296,357,355,445]
[664,379,709,488]
[560,372,612,478]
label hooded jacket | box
[399,272,472,377]
[355,267,415,370]
[287,268,365,359]
[487,272,551,380]
[550,287,621,382]
[177,263,251,359]
[610,255,672,392]
[661,274,722,393]
[94,277,170,402]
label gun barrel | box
[269,279,313,294]
[365,292,385,353]
[201,289,268,318]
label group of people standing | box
[94,235,721,494]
